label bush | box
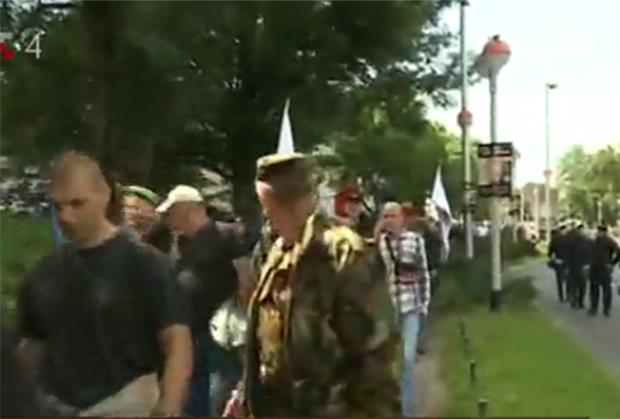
[434,236,539,313]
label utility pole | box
[473,35,511,311]
[459,0,474,259]
[544,83,558,242]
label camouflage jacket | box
[242,213,401,417]
[250,222,276,278]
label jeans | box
[208,345,243,416]
[400,311,422,417]
[184,332,211,416]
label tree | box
[1,1,460,220]
[558,143,620,223]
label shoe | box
[417,347,426,356]
[603,310,611,318]
[587,309,597,317]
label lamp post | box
[474,35,511,311]
[458,0,474,260]
[544,83,558,241]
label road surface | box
[524,260,620,377]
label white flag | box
[431,165,452,261]
[276,99,295,154]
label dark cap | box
[255,153,309,182]
[597,224,608,233]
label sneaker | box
[603,310,611,318]
[587,309,597,317]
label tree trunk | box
[82,2,119,165]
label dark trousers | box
[553,265,568,301]
[184,332,211,416]
[567,265,586,308]
[590,266,613,314]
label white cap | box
[156,185,204,213]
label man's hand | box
[156,324,193,416]
[222,388,246,417]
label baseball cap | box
[122,185,161,207]
[156,185,204,213]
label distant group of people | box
[2,149,446,418]
[548,222,620,317]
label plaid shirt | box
[379,230,431,316]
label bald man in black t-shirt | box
[17,151,192,416]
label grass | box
[432,240,620,418]
[0,213,52,324]
[438,306,620,418]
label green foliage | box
[434,237,539,313]
[0,214,52,326]
[1,0,460,216]
[558,143,620,223]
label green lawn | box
[0,213,52,324]
[439,307,620,418]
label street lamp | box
[544,83,558,242]
[474,34,511,311]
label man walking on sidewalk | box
[588,224,620,317]
[548,225,569,302]
[565,223,592,309]
[377,202,431,417]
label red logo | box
[0,42,16,61]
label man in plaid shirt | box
[376,202,430,417]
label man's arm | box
[15,271,47,381]
[139,250,194,416]
[608,236,620,265]
[330,245,401,416]
[415,234,432,313]
[152,325,193,416]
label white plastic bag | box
[210,298,248,350]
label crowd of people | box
[2,150,446,418]
[0,169,50,216]
[548,222,620,317]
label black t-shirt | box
[176,221,247,333]
[17,231,189,408]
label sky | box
[427,0,620,187]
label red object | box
[334,186,360,217]
[0,42,16,61]
[482,35,511,57]
[457,109,473,128]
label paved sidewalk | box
[526,261,620,377]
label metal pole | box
[544,86,552,242]
[460,0,474,259]
[519,189,525,222]
[489,72,502,311]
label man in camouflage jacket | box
[239,153,401,417]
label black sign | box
[477,142,514,159]
[477,184,512,198]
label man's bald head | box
[50,151,110,193]
[49,151,121,245]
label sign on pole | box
[477,142,514,198]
